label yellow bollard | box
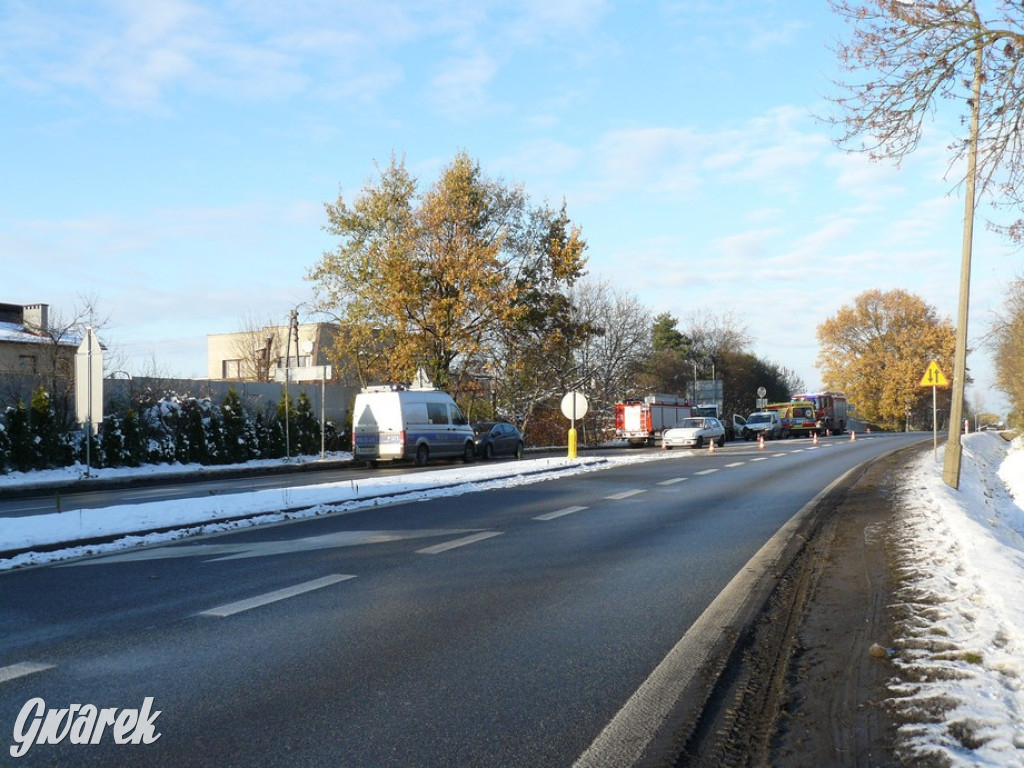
[568,427,578,459]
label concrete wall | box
[104,376,360,430]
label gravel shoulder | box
[671,443,921,767]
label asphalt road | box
[0,432,928,766]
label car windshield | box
[749,414,769,423]
[472,423,496,436]
[680,418,703,428]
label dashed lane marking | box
[199,574,356,617]
[694,469,719,476]
[724,462,745,468]
[534,506,589,521]
[416,531,503,555]
[0,662,55,685]
[604,489,646,500]
[657,478,687,486]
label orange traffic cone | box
[758,434,765,449]
[850,430,856,441]
[709,439,716,454]
[812,432,819,445]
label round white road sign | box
[560,391,589,420]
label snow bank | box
[890,432,1024,766]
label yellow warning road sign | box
[919,360,949,388]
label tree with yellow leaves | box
[991,274,1024,427]
[307,152,587,394]
[816,289,956,431]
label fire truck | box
[614,393,696,447]
[791,391,848,435]
[765,401,819,438]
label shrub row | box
[0,386,337,474]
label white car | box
[662,417,726,449]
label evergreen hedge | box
[0,386,336,474]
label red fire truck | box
[614,394,696,447]
[791,391,848,435]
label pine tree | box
[220,388,250,464]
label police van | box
[352,386,476,467]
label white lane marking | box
[199,574,356,617]
[751,457,769,462]
[694,469,718,476]
[534,506,588,521]
[772,452,788,457]
[605,489,646,500]
[0,662,54,684]
[724,462,745,468]
[416,531,503,555]
[657,478,687,486]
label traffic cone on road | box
[850,430,856,442]
[758,434,765,450]
[812,432,819,445]
[709,439,717,454]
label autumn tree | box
[817,289,956,430]
[990,274,1024,426]
[308,152,587,393]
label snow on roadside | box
[0,452,676,570]
[890,432,1024,767]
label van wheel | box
[463,442,476,463]
[415,445,429,467]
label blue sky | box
[2,1,1017,416]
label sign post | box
[75,327,103,474]
[560,391,589,459]
[275,364,333,459]
[919,360,950,461]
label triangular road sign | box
[919,360,949,388]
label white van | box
[352,386,476,467]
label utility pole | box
[943,45,982,491]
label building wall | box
[207,323,340,381]
[0,303,77,407]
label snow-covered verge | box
[890,431,1024,767]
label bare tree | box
[229,312,281,382]
[827,1,1024,226]
[571,278,652,437]
[27,294,113,428]
[682,308,753,376]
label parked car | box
[741,411,782,440]
[472,421,525,460]
[661,417,726,449]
